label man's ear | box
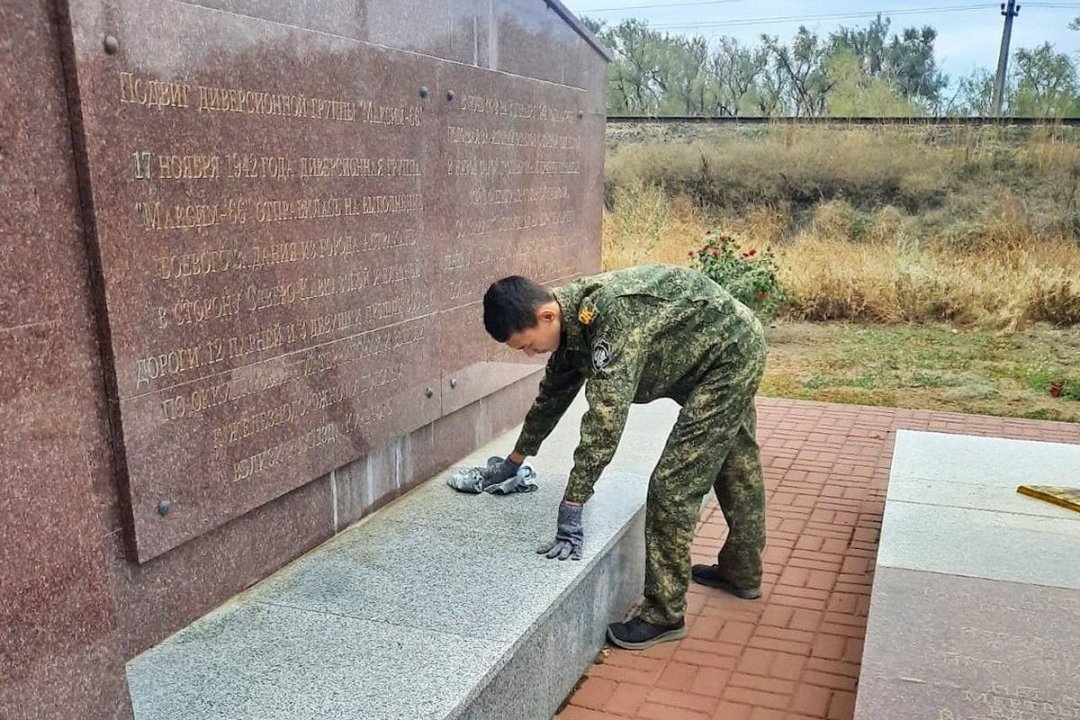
[537,303,559,324]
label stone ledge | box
[854,430,1080,720]
[128,398,681,720]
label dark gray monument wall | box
[1,2,606,718]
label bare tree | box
[707,36,768,116]
[762,28,835,117]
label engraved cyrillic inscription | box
[152,232,418,281]
[120,71,425,127]
[299,156,420,178]
[77,0,601,560]
[119,72,191,109]
[457,94,577,124]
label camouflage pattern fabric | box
[513,264,767,626]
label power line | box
[650,4,992,28]
[580,0,751,12]
[646,5,995,31]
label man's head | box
[483,276,563,356]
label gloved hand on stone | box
[479,455,522,490]
[447,456,537,494]
[537,501,584,561]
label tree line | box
[582,14,1080,118]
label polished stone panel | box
[494,0,591,88]
[65,0,604,560]
[855,567,1080,720]
[68,0,444,560]
[0,1,131,718]
[430,61,604,411]
[877,501,1080,588]
[886,475,1080,519]
[877,434,1080,588]
[438,303,543,415]
[117,316,442,559]
[173,0,491,65]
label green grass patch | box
[761,322,1080,422]
[1024,366,1080,401]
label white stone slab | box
[128,601,505,720]
[880,430,1080,586]
[128,396,684,720]
[877,500,1080,588]
[890,430,1080,487]
[886,476,1080,520]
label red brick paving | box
[558,398,1080,720]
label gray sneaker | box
[691,564,762,599]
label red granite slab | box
[63,0,603,560]
[0,1,131,717]
[856,566,1080,720]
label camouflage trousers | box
[638,351,767,628]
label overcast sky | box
[562,0,1080,80]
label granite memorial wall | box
[0,1,606,717]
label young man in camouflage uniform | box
[480,264,767,650]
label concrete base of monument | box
[854,431,1080,720]
[126,395,680,720]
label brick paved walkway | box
[558,398,1080,720]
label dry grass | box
[606,124,951,212]
[779,234,1080,328]
[602,123,1080,329]
[602,183,701,268]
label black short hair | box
[483,276,554,342]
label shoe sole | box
[606,624,688,651]
[691,573,762,600]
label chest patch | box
[592,339,614,371]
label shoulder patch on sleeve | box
[591,338,613,371]
[578,302,597,326]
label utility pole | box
[992,0,1020,116]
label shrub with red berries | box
[689,231,784,320]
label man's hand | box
[537,501,584,560]
[479,456,522,490]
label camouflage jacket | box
[513,264,765,504]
